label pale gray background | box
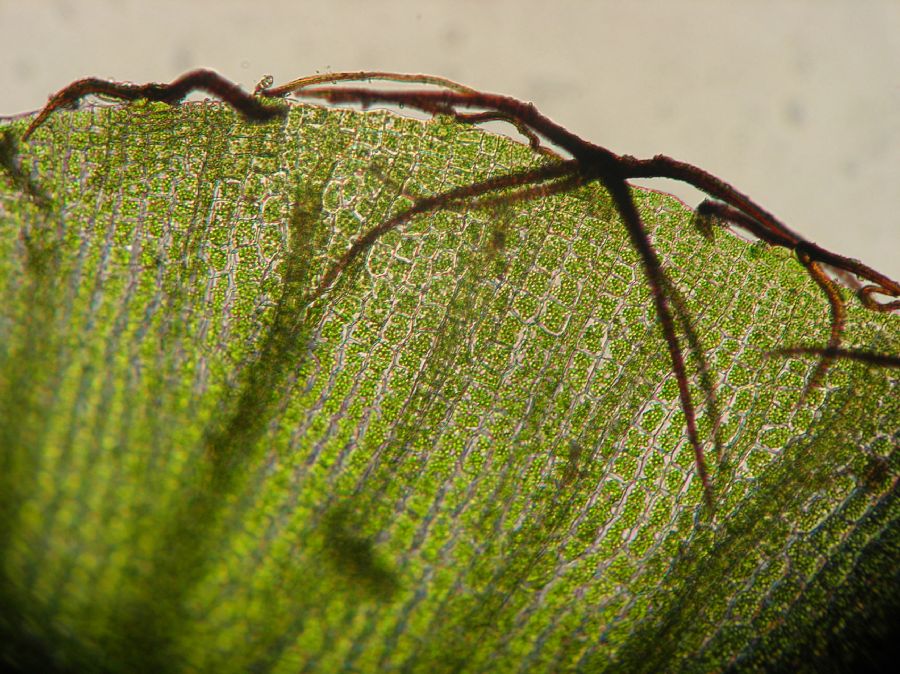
[2,0,898,279]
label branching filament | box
[20,68,900,512]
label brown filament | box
[21,69,900,511]
[795,252,847,398]
[23,68,286,141]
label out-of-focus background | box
[2,0,898,279]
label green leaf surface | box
[0,100,897,673]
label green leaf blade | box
[0,99,896,673]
